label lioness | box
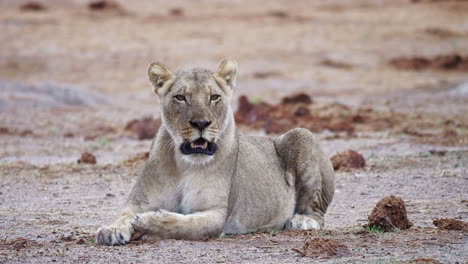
[96,59,335,245]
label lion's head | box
[148,59,238,165]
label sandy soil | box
[0,0,467,263]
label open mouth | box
[180,138,217,155]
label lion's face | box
[148,60,237,165]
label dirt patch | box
[330,150,366,171]
[236,94,421,135]
[19,2,46,12]
[251,71,283,79]
[56,233,94,245]
[0,237,41,251]
[403,118,468,146]
[424,27,466,38]
[59,235,75,242]
[281,93,313,105]
[125,117,161,140]
[411,0,468,3]
[234,94,468,145]
[292,237,351,259]
[81,124,117,141]
[408,258,442,264]
[234,95,356,135]
[428,150,447,156]
[365,195,413,232]
[234,95,387,135]
[266,10,290,19]
[78,152,97,164]
[123,152,149,166]
[0,127,33,137]
[390,53,468,71]
[433,218,468,231]
[320,59,353,69]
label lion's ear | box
[214,59,238,91]
[148,62,175,95]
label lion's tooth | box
[190,142,195,149]
[203,142,208,149]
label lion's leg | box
[131,209,226,240]
[274,128,335,230]
[95,206,139,246]
[96,154,162,246]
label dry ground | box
[0,0,467,263]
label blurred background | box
[1,0,467,163]
[0,1,467,262]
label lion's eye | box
[210,95,221,101]
[174,95,186,102]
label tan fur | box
[95,59,335,245]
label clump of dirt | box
[78,152,97,164]
[169,7,184,17]
[330,150,366,171]
[365,195,413,232]
[390,53,468,71]
[292,237,351,259]
[19,2,46,11]
[281,93,313,105]
[0,237,40,251]
[88,0,128,15]
[433,218,468,231]
[89,1,118,10]
[64,132,74,138]
[125,117,161,140]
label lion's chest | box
[175,170,229,215]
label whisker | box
[161,137,176,153]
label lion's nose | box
[189,120,211,131]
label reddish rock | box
[330,150,365,171]
[78,152,97,164]
[365,195,413,232]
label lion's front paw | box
[287,214,322,230]
[131,211,160,232]
[131,209,180,236]
[95,225,132,246]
